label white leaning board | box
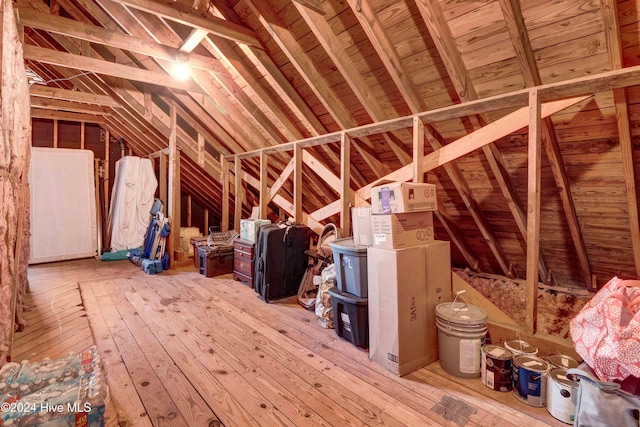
[29,147,97,264]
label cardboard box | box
[351,206,373,246]
[370,182,437,214]
[371,212,434,249]
[239,219,271,243]
[367,241,451,376]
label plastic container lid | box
[435,302,487,325]
[327,287,368,305]
[329,237,368,254]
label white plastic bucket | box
[436,303,488,379]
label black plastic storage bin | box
[328,287,369,349]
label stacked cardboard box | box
[366,181,452,376]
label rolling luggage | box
[254,222,313,302]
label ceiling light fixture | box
[172,53,191,80]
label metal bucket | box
[512,355,550,407]
[547,368,578,424]
[481,344,513,392]
[504,340,538,356]
[547,354,579,370]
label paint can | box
[546,354,579,370]
[435,302,488,379]
[547,368,578,424]
[481,344,513,392]
[512,355,550,407]
[504,340,538,356]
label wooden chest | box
[233,238,255,287]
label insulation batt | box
[455,270,588,335]
[1,0,32,366]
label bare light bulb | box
[172,62,190,80]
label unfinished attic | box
[3,0,640,424]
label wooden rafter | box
[499,0,591,286]
[211,2,368,189]
[110,0,261,47]
[414,0,553,281]
[601,0,640,278]
[243,0,399,179]
[293,2,412,167]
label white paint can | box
[547,368,578,424]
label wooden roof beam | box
[29,85,120,107]
[30,97,112,115]
[31,107,106,123]
[500,0,591,285]
[243,0,396,178]
[110,0,261,47]
[414,0,527,277]
[293,2,411,167]
[23,45,203,93]
[601,0,640,278]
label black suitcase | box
[254,222,313,302]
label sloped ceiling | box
[16,0,640,289]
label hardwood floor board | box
[11,314,90,359]
[15,304,86,338]
[104,284,222,427]
[164,275,446,427]
[94,283,190,427]
[189,276,562,426]
[135,276,371,427]
[80,280,153,427]
[19,259,569,427]
[124,284,294,427]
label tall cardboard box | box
[371,211,434,249]
[368,241,452,376]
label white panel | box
[29,147,97,264]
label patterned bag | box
[570,277,640,382]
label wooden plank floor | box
[18,258,569,426]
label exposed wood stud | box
[53,118,58,148]
[259,150,268,219]
[187,194,192,228]
[526,89,542,336]
[293,144,303,222]
[234,158,242,231]
[159,153,168,209]
[103,128,110,242]
[412,117,424,183]
[80,121,85,149]
[204,208,209,235]
[168,101,180,269]
[220,156,229,232]
[340,133,351,236]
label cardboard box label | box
[371,212,434,249]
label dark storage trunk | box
[253,223,312,302]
